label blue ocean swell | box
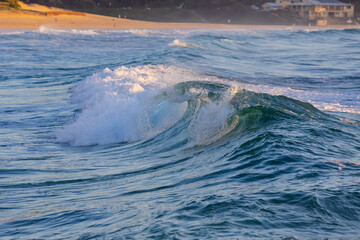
[1,27,360,239]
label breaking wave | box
[56,65,347,147]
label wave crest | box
[57,65,347,147]
[56,65,215,146]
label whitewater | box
[1,27,360,239]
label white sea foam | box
[169,39,202,48]
[56,65,210,146]
[169,39,188,47]
[312,103,360,114]
[231,82,360,114]
[37,25,98,35]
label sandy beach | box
[0,1,262,30]
[1,1,358,30]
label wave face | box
[1,27,360,239]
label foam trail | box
[221,38,247,44]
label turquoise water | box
[1,27,360,239]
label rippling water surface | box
[1,26,360,239]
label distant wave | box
[221,38,247,44]
[289,27,360,35]
[0,30,26,35]
[169,39,202,48]
[124,29,163,37]
[37,25,99,35]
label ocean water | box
[1,26,360,239]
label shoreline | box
[1,4,359,31]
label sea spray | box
[56,65,244,146]
[56,65,194,146]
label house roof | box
[263,2,283,7]
[289,3,313,6]
[307,0,352,6]
[315,0,348,3]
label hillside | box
[11,0,360,25]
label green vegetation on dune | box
[0,0,20,10]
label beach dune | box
[0,1,257,30]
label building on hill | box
[262,2,283,11]
[276,0,303,7]
[262,0,355,24]
[285,0,354,19]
